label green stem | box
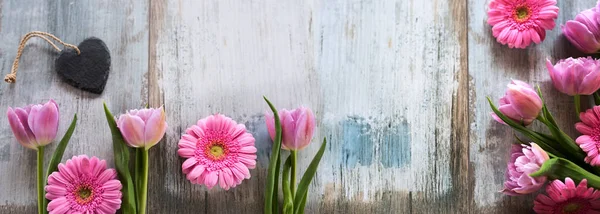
[139,149,149,214]
[135,148,143,211]
[282,156,293,214]
[37,146,45,214]
[575,95,581,115]
[594,92,600,106]
[532,158,600,189]
[290,150,297,198]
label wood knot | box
[4,73,16,83]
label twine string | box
[4,31,80,83]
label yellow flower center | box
[205,142,228,161]
[563,203,581,213]
[210,145,224,157]
[75,186,94,204]
[514,6,531,22]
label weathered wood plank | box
[0,0,149,212]
[149,0,468,213]
[468,0,591,213]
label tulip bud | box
[116,107,167,149]
[6,100,59,149]
[563,3,600,54]
[265,107,316,151]
[491,80,542,126]
[546,57,600,96]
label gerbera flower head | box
[576,106,600,166]
[45,155,122,214]
[487,0,559,48]
[178,114,257,190]
[534,178,600,213]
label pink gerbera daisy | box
[45,155,122,214]
[178,114,257,190]
[487,0,559,48]
[534,178,600,213]
[576,106,600,166]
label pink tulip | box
[117,107,167,149]
[265,107,316,151]
[491,80,542,126]
[6,100,59,150]
[562,2,600,54]
[502,143,549,196]
[546,57,600,96]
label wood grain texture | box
[468,0,592,213]
[0,0,149,213]
[149,0,467,213]
[1,0,589,213]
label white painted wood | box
[0,0,149,212]
[5,0,585,212]
[150,0,466,213]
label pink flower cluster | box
[487,0,600,53]
[491,79,600,212]
[6,96,318,213]
[491,53,600,213]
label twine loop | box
[4,31,80,83]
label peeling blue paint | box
[340,116,373,168]
[380,121,411,168]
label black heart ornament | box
[56,37,111,94]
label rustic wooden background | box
[0,0,592,213]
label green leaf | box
[282,156,294,214]
[536,86,558,128]
[264,97,282,214]
[43,114,77,214]
[45,114,77,176]
[294,138,327,214]
[297,191,308,214]
[104,103,137,214]
[272,154,280,214]
[535,102,590,169]
[487,97,563,157]
[531,157,600,189]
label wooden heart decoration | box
[55,37,111,94]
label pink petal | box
[142,107,167,148]
[117,114,146,148]
[182,158,198,173]
[7,107,36,149]
[187,165,205,181]
[47,197,69,213]
[564,21,600,53]
[178,148,195,157]
[29,100,59,146]
[204,171,219,189]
